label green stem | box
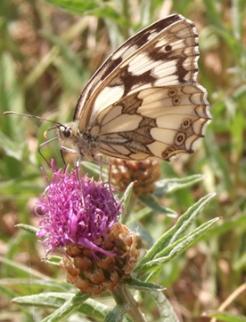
[113,285,146,322]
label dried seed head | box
[111,159,161,196]
[63,223,140,295]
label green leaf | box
[45,256,63,267]
[0,53,25,138]
[15,223,38,234]
[0,285,17,298]
[155,174,203,196]
[209,213,246,237]
[204,131,232,192]
[207,311,246,322]
[14,292,109,321]
[234,251,246,271]
[139,194,177,217]
[41,292,88,322]
[0,131,23,160]
[0,278,68,292]
[120,181,135,223]
[0,173,41,196]
[137,193,216,268]
[0,256,50,279]
[13,292,73,308]
[139,217,219,271]
[125,277,165,292]
[203,0,222,27]
[46,0,121,23]
[78,298,110,321]
[105,306,125,322]
[47,0,99,12]
[81,161,100,177]
[127,207,153,224]
[152,292,179,322]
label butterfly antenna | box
[3,111,63,126]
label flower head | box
[36,167,121,254]
[64,223,140,295]
[111,159,160,196]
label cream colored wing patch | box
[90,84,210,160]
[73,14,199,129]
[88,15,200,126]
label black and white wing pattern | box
[74,14,211,161]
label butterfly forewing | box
[69,14,210,161]
[74,14,183,128]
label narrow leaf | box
[127,207,153,224]
[137,193,215,268]
[140,194,177,217]
[1,278,68,292]
[152,292,179,322]
[78,299,110,321]
[41,292,88,322]
[139,218,219,271]
[155,174,203,196]
[15,223,38,234]
[105,306,125,322]
[81,161,100,177]
[0,131,23,160]
[45,256,63,266]
[13,292,109,321]
[0,256,50,280]
[46,0,121,23]
[125,277,165,291]
[13,292,72,308]
[207,311,246,322]
[120,181,135,223]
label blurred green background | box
[0,0,245,321]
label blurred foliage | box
[0,0,245,321]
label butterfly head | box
[58,124,73,139]
[57,122,80,144]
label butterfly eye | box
[60,126,71,138]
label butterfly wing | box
[89,84,210,160]
[74,14,196,128]
[73,14,210,160]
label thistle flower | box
[111,159,161,196]
[36,167,121,255]
[36,166,140,295]
[64,223,140,295]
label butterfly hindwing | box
[91,84,210,160]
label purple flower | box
[36,167,121,254]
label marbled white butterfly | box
[58,14,211,163]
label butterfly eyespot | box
[168,89,177,97]
[175,132,186,145]
[172,96,181,105]
[161,147,175,159]
[182,119,191,128]
[165,45,172,51]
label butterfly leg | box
[60,145,80,166]
[38,137,58,166]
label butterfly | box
[57,14,211,163]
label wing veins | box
[80,16,191,123]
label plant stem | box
[113,285,146,322]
